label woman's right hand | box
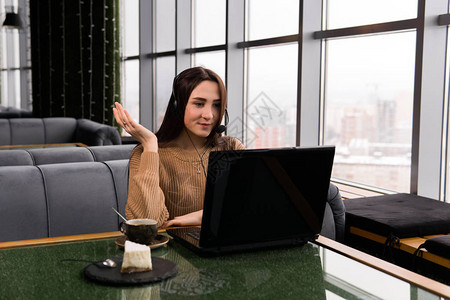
[113,102,158,152]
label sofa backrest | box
[88,145,135,161]
[103,160,130,216]
[0,150,34,166]
[39,162,119,237]
[0,144,135,166]
[43,118,79,143]
[75,119,122,146]
[0,160,129,242]
[0,117,121,146]
[0,166,49,241]
[29,147,95,165]
[0,118,77,146]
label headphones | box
[171,74,228,134]
[216,110,228,134]
[171,74,181,111]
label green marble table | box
[0,234,448,299]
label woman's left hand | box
[161,210,203,228]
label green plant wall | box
[29,0,120,126]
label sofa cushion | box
[0,166,48,242]
[10,119,46,145]
[321,203,335,241]
[75,119,121,146]
[88,144,135,162]
[27,147,94,165]
[103,160,129,218]
[421,235,450,259]
[43,117,77,144]
[345,193,450,238]
[39,162,119,237]
[0,119,11,145]
[327,183,345,242]
[0,150,34,166]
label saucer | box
[115,234,169,249]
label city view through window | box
[324,32,415,192]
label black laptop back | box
[167,146,335,255]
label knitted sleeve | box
[221,136,246,150]
[125,145,170,225]
[231,137,246,150]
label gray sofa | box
[0,145,345,243]
[0,117,121,146]
[0,145,134,242]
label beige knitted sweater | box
[125,136,245,225]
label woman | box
[113,67,245,228]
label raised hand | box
[113,102,158,152]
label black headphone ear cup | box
[172,74,179,111]
[224,109,229,127]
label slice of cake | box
[121,240,152,273]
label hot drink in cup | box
[121,219,158,245]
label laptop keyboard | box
[187,231,201,240]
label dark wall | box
[29,0,121,126]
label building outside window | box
[322,4,417,192]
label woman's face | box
[184,80,221,139]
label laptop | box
[166,146,335,255]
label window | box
[155,0,175,52]
[121,0,140,124]
[193,0,226,47]
[246,0,299,40]
[323,32,416,192]
[326,0,418,29]
[123,60,140,123]
[192,51,226,84]
[0,0,31,110]
[122,0,139,57]
[120,0,176,130]
[121,1,450,201]
[246,44,298,148]
[155,56,175,129]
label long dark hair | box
[156,67,227,146]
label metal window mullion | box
[176,0,191,74]
[237,34,300,48]
[226,0,245,142]
[441,24,450,202]
[416,0,449,200]
[314,19,418,40]
[5,31,16,107]
[185,44,226,54]
[140,0,153,130]
[298,0,322,147]
[438,13,450,26]
[18,0,30,110]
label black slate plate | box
[84,256,178,285]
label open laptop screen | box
[199,146,335,248]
